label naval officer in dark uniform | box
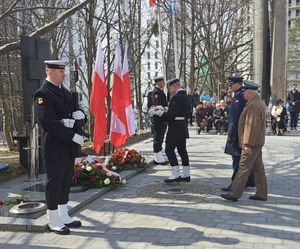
[223,76,255,191]
[34,60,84,235]
[163,78,190,183]
[148,76,169,165]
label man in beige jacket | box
[221,82,268,202]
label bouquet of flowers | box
[106,148,146,172]
[74,157,126,188]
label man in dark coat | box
[163,78,190,183]
[34,60,84,235]
[148,76,169,165]
[223,76,255,191]
[221,82,267,202]
[287,84,300,130]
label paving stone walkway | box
[0,129,300,249]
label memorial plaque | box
[28,59,46,80]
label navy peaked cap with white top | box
[227,76,244,84]
[44,60,67,69]
[154,76,164,82]
[167,78,180,87]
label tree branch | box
[0,0,93,56]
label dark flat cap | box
[167,78,180,87]
[242,81,259,90]
[227,76,244,84]
[154,76,164,82]
[45,60,67,69]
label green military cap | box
[242,80,260,90]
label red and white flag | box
[123,42,136,136]
[149,0,155,7]
[90,39,107,154]
[110,39,127,147]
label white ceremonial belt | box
[174,117,185,120]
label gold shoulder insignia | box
[38,98,44,105]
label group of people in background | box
[147,75,300,204]
[185,84,300,137]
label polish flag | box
[110,39,127,147]
[149,0,155,7]
[90,39,107,154]
[123,42,136,136]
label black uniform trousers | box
[153,121,167,153]
[45,156,74,210]
[290,111,299,128]
[165,138,189,166]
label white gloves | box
[156,109,164,117]
[148,105,166,117]
[72,133,84,145]
[60,119,75,128]
[148,107,156,117]
[72,110,85,120]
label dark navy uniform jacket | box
[149,87,168,124]
[163,90,189,141]
[224,86,245,156]
[34,80,77,161]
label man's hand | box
[244,146,252,155]
[61,119,75,128]
[72,110,85,120]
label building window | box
[155,52,158,59]
[148,72,151,79]
[148,62,150,70]
[297,0,300,5]
[156,41,159,48]
[147,52,150,59]
[289,10,291,17]
[288,20,291,28]
[155,62,158,69]
[297,9,300,16]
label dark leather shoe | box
[220,193,238,202]
[65,220,82,228]
[154,161,169,165]
[48,225,70,235]
[164,176,181,183]
[181,176,191,182]
[249,195,267,201]
[221,183,232,192]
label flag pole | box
[157,0,167,93]
[171,1,179,78]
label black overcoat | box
[34,80,77,161]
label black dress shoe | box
[164,176,181,183]
[48,225,70,235]
[181,176,191,182]
[154,161,169,165]
[65,220,82,228]
[249,195,267,201]
[220,193,238,202]
[221,183,232,192]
